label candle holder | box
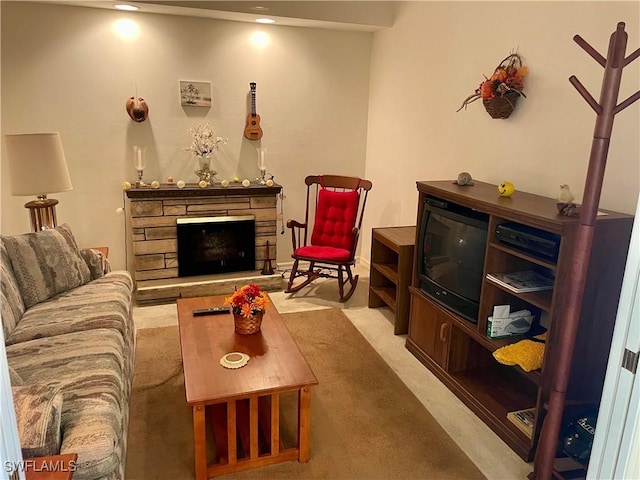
[256,147,267,185]
[132,145,147,184]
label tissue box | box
[487,309,534,338]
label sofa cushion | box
[2,224,91,308]
[12,384,63,458]
[80,248,111,280]
[1,240,26,339]
[6,271,134,347]
[310,188,359,252]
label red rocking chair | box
[285,174,373,302]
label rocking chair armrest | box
[287,219,307,251]
[350,226,361,259]
[287,219,306,229]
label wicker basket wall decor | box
[457,52,528,119]
[483,91,521,119]
[234,312,263,334]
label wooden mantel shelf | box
[125,182,281,199]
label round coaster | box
[220,352,250,369]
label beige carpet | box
[125,308,485,479]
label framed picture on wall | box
[180,80,212,107]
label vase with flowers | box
[225,284,270,334]
[457,53,529,119]
[185,122,228,184]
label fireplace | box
[125,182,282,304]
[177,216,255,277]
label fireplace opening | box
[177,215,256,277]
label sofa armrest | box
[80,247,111,280]
[12,384,63,459]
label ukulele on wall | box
[244,82,263,140]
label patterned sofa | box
[1,225,134,480]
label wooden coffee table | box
[177,295,318,479]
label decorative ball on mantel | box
[221,179,229,188]
[198,180,207,189]
[121,181,131,190]
[242,179,251,187]
[151,181,160,189]
[177,180,186,189]
[167,176,174,184]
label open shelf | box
[484,278,554,312]
[368,226,415,334]
[371,262,399,283]
[369,286,397,311]
[488,242,558,271]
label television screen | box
[419,200,488,322]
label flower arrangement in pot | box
[225,284,270,334]
[185,122,228,184]
[457,53,529,119]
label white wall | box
[363,1,639,253]
[1,2,372,269]
[2,2,639,274]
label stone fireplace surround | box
[125,183,282,304]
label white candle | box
[134,147,144,170]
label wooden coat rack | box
[532,22,640,480]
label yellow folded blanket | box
[493,335,546,372]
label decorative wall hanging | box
[126,96,149,122]
[244,82,263,140]
[457,53,528,119]
[180,80,212,107]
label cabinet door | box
[409,293,450,369]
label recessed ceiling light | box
[114,4,140,11]
[251,6,269,11]
[255,18,275,24]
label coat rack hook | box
[614,90,640,115]
[573,35,606,66]
[569,76,601,114]
[624,46,640,66]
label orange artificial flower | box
[457,53,528,112]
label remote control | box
[192,307,230,316]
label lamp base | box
[25,196,59,232]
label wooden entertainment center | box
[406,180,633,462]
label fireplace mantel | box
[124,182,282,304]
[125,182,282,199]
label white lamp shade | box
[4,132,73,196]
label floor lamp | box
[4,133,73,232]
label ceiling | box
[46,1,396,31]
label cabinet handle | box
[439,323,448,343]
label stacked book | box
[507,408,535,438]
[486,270,554,293]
